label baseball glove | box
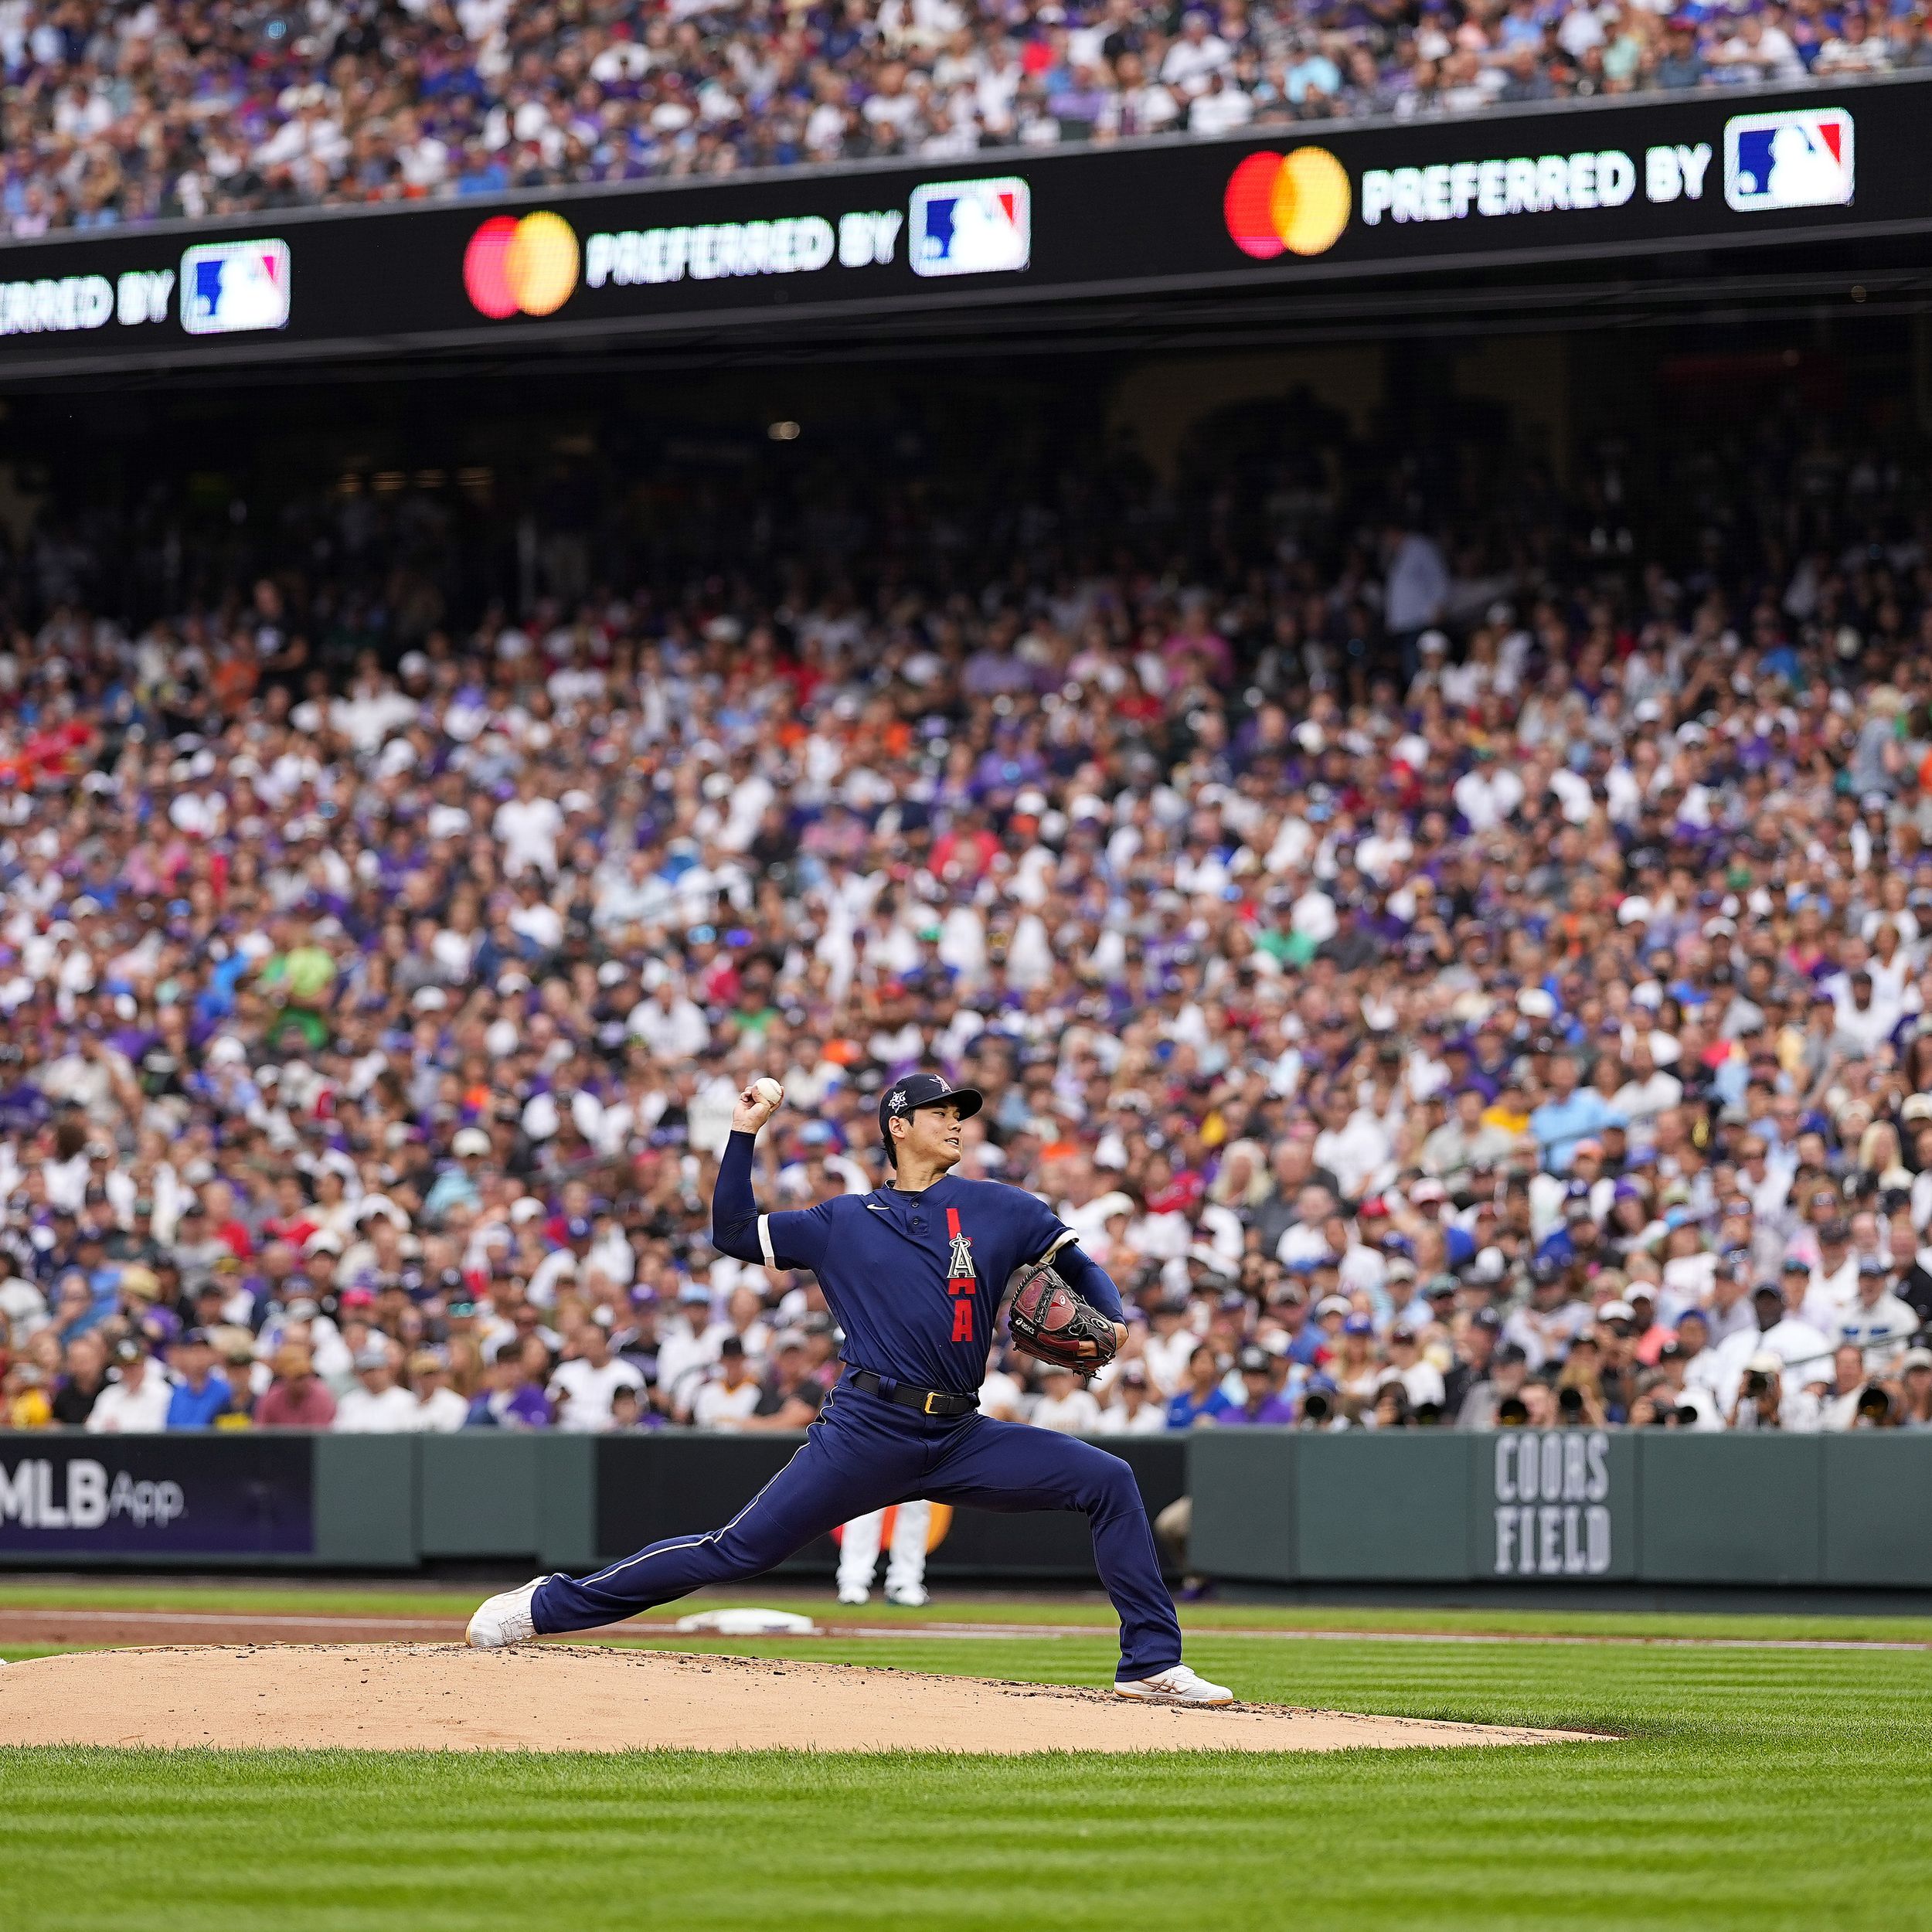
[1007,1260,1120,1372]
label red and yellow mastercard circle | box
[1223,148,1352,260]
[464,211,580,318]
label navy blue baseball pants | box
[532,1376,1183,1682]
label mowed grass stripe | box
[5,1629,1931,1931]
[5,1579,1932,1645]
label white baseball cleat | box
[884,1584,930,1608]
[466,1576,549,1648]
[1114,1664,1235,1706]
[836,1587,870,1607]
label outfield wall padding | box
[0,1429,1182,1577]
[1186,1430,1930,1589]
[0,1428,1924,1588]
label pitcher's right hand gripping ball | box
[733,1079,784,1133]
[1007,1260,1121,1372]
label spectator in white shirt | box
[628,979,711,1060]
[1384,522,1450,635]
[1611,1043,1682,1128]
[1733,1131,1794,1224]
[1094,1363,1168,1434]
[1383,1325,1446,1410]
[690,1337,765,1428]
[1141,1296,1201,1395]
[1815,11,1891,72]
[1312,1093,1390,1201]
[1160,12,1233,96]
[1833,1258,1920,1368]
[1828,970,1900,1058]
[548,1324,648,1433]
[334,1346,423,1432]
[1816,1344,1883,1431]
[1031,1362,1104,1434]
[84,1342,173,1432]
[408,1350,470,1432]
[1804,1222,1860,1319]
[1099,53,1180,136]
[1712,11,1805,80]
[1452,756,1526,832]
[1186,70,1253,136]
[1711,1282,1834,1404]
[492,771,563,879]
[655,1285,719,1415]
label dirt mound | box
[0,1645,1604,1753]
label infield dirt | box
[0,1644,1606,1753]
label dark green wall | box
[1188,1430,1932,1589]
[5,1429,1928,1589]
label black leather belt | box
[850,1369,978,1417]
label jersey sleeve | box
[713,1128,835,1273]
[1053,1242,1124,1322]
[758,1199,836,1274]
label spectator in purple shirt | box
[466,1337,556,1429]
[1218,1346,1298,1426]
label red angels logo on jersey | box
[945,1207,976,1343]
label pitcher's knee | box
[1080,1448,1142,1514]
[714,1523,794,1577]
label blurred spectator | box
[1899,1347,1932,1427]
[1032,1360,1105,1431]
[332,1345,420,1431]
[254,1345,338,1430]
[549,1321,648,1432]
[84,1338,172,1433]
[49,1332,109,1427]
[1726,1352,1815,1430]
[688,1333,762,1427]
[5,1359,52,1427]
[408,1349,470,1433]
[0,0,1914,237]
[1166,1345,1235,1427]
[1219,1344,1295,1423]
[1094,1362,1168,1434]
[162,1328,231,1429]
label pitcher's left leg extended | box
[536,1410,906,1634]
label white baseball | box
[753,1077,784,1107]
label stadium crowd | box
[0,0,1921,234]
[3,391,1932,1443]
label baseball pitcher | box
[468,1071,1231,1704]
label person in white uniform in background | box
[835,1498,932,1607]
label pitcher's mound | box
[0,1645,1603,1753]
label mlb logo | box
[908,178,1031,279]
[1724,108,1854,214]
[179,239,292,335]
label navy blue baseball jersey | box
[712,1131,1124,1394]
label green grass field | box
[4,1583,1930,1932]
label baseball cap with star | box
[877,1071,983,1155]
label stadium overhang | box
[0,75,1926,383]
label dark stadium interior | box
[2,303,1923,647]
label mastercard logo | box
[463,211,580,318]
[1223,148,1352,260]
